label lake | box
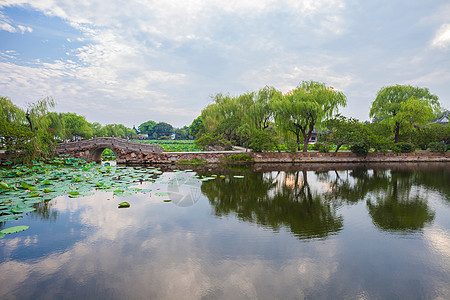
[0,162,449,299]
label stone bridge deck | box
[56,137,164,163]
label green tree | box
[369,85,439,143]
[397,97,435,143]
[174,126,190,140]
[152,122,173,139]
[189,116,204,139]
[60,112,93,139]
[138,120,157,137]
[270,81,347,152]
[325,115,364,152]
[0,96,30,155]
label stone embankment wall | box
[119,151,450,165]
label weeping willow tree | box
[0,96,30,159]
[370,85,439,143]
[0,96,56,163]
[270,81,347,152]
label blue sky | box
[1,0,449,128]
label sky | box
[0,0,450,128]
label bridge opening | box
[101,148,116,165]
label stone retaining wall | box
[120,151,450,165]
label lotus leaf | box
[118,202,130,208]
[11,206,36,213]
[1,225,29,234]
[0,215,23,222]
[20,182,37,191]
[155,192,170,197]
[0,182,10,189]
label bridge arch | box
[89,146,120,163]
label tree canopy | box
[370,85,439,143]
[270,81,347,152]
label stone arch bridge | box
[56,137,164,163]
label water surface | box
[1,163,449,299]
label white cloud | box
[0,11,32,33]
[431,23,450,49]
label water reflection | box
[201,170,344,240]
[1,163,448,299]
[201,164,447,237]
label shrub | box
[370,136,394,153]
[312,142,323,151]
[392,142,414,153]
[318,144,330,153]
[428,141,447,153]
[195,133,233,150]
[350,142,370,156]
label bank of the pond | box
[1,150,449,165]
[120,151,450,165]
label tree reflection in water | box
[317,167,436,233]
[201,163,446,239]
[200,170,344,240]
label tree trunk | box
[394,122,400,143]
[303,137,309,152]
[408,124,412,143]
[335,143,343,152]
[296,134,301,151]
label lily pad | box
[11,206,36,214]
[0,215,23,222]
[0,182,10,189]
[155,192,170,197]
[1,225,29,234]
[118,202,130,208]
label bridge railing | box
[56,137,164,153]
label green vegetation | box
[0,155,168,235]
[370,85,440,143]
[2,82,448,162]
[270,81,347,152]
[101,148,116,161]
[196,83,448,154]
[134,140,205,152]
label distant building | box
[432,111,449,125]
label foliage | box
[174,126,190,140]
[392,142,414,153]
[59,112,93,139]
[135,139,205,151]
[427,141,447,153]
[370,85,439,143]
[412,123,450,149]
[325,115,364,152]
[270,81,347,152]
[195,133,233,150]
[0,155,162,224]
[189,116,204,139]
[138,120,157,136]
[152,122,173,139]
[101,148,116,161]
[350,142,370,156]
[95,123,136,138]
